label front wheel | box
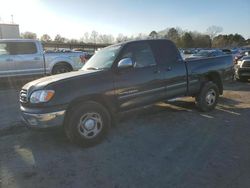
[64,101,111,147]
[195,82,219,112]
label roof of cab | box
[121,39,172,45]
[106,39,173,49]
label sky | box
[0,0,249,39]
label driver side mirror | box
[117,58,134,69]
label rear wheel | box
[64,101,111,147]
[52,64,72,75]
[195,82,219,112]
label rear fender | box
[46,57,75,74]
[202,71,223,95]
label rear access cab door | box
[149,40,188,99]
[113,41,165,111]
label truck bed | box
[186,55,234,95]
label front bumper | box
[235,67,250,78]
[21,110,66,128]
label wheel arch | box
[52,62,73,73]
[63,94,117,126]
[202,71,223,95]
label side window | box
[133,43,156,68]
[0,43,10,56]
[119,43,156,68]
[8,42,37,55]
[120,50,133,60]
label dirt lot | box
[0,81,250,188]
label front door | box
[114,42,164,111]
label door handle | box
[166,66,172,71]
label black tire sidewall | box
[65,102,111,147]
[196,82,219,112]
[52,65,71,74]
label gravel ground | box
[0,81,250,188]
[0,82,22,130]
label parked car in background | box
[45,48,74,53]
[0,39,86,79]
[234,50,250,62]
[182,49,197,55]
[20,39,233,146]
[222,49,232,54]
[181,48,197,59]
[72,48,94,60]
[185,50,225,60]
[230,48,241,60]
[234,55,250,81]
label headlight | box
[30,90,55,104]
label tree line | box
[21,26,250,48]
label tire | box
[64,101,111,147]
[195,82,219,112]
[52,64,72,75]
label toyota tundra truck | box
[20,39,233,146]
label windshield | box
[82,45,121,70]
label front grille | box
[242,61,250,67]
[20,89,28,103]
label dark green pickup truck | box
[20,39,233,146]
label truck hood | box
[23,70,98,91]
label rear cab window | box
[6,42,38,55]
